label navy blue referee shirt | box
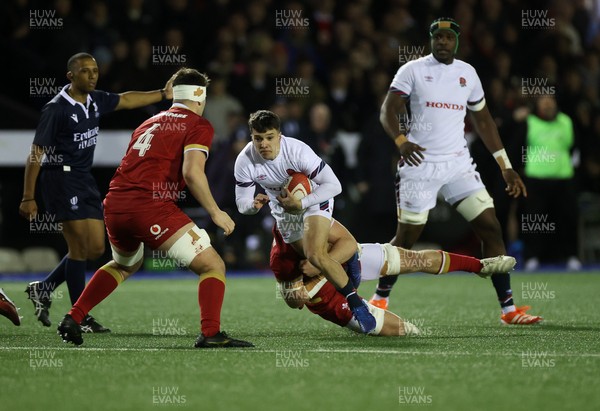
[33,85,120,171]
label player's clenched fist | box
[276,188,302,213]
[253,193,269,210]
[19,199,37,221]
[210,210,235,236]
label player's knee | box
[484,218,503,237]
[473,212,503,241]
[122,260,143,278]
[190,252,225,277]
[208,257,226,276]
[88,244,105,260]
[110,243,144,270]
[456,190,494,222]
[68,243,88,260]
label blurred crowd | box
[2,0,600,267]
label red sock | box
[69,267,120,323]
[438,251,483,274]
[198,275,225,337]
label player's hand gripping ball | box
[284,172,312,200]
[279,173,312,214]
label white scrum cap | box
[172,84,206,102]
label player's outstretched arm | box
[115,73,176,110]
[19,144,44,220]
[183,150,234,235]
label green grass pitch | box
[1,272,599,411]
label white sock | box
[502,305,516,314]
[371,294,388,302]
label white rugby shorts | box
[395,152,485,213]
[274,199,334,244]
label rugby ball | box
[284,172,312,200]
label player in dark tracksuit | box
[19,52,175,331]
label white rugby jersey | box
[390,54,486,160]
[234,135,341,215]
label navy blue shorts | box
[39,168,103,222]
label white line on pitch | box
[1,346,599,358]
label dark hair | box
[67,52,95,71]
[248,110,281,132]
[172,68,210,87]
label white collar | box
[59,84,92,106]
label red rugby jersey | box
[105,104,213,211]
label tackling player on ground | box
[20,52,176,332]
[234,110,377,333]
[370,18,541,325]
[57,68,253,348]
[271,220,516,335]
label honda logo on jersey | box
[425,101,465,110]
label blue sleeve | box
[91,90,120,114]
[32,103,62,147]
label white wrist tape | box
[492,148,512,170]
